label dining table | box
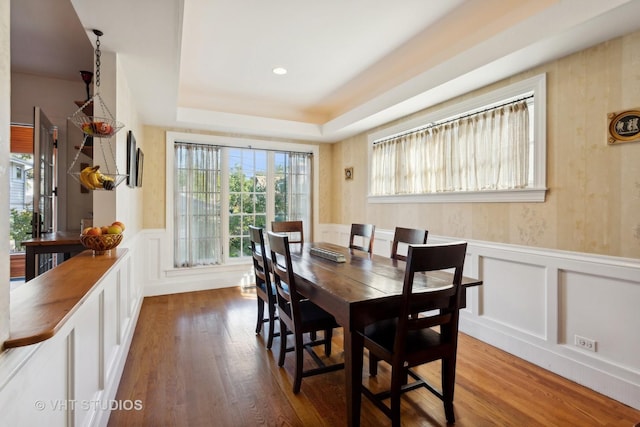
[21,231,85,281]
[285,242,483,427]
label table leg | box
[25,247,36,282]
[344,327,364,427]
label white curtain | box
[286,152,312,240]
[371,100,530,195]
[174,143,222,267]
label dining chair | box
[249,226,280,350]
[390,227,428,261]
[349,223,375,254]
[360,241,468,426]
[267,231,344,394]
[271,220,304,245]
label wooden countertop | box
[4,248,128,349]
[21,231,82,247]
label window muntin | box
[228,148,268,258]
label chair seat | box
[300,300,339,327]
[278,299,338,330]
[364,318,445,354]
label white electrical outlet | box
[574,335,597,352]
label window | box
[169,134,314,268]
[227,149,311,258]
[228,148,268,258]
[368,74,547,203]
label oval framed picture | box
[608,109,640,144]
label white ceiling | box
[12,0,640,142]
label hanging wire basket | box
[66,29,129,191]
[67,93,127,191]
[69,115,123,138]
[69,94,124,138]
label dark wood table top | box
[288,242,481,329]
[21,231,82,247]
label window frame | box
[165,131,319,272]
[367,73,547,203]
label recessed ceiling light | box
[272,67,287,75]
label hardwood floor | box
[109,287,640,426]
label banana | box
[88,167,102,189]
[80,166,97,190]
[79,165,116,191]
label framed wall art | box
[135,148,144,187]
[608,109,640,145]
[126,130,137,187]
[345,167,353,180]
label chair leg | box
[369,353,379,376]
[310,331,317,341]
[390,364,403,427]
[278,320,288,367]
[402,366,409,386]
[293,329,305,394]
[255,297,265,334]
[442,356,456,424]
[324,328,333,356]
[266,304,276,350]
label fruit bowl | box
[70,116,123,138]
[80,234,123,255]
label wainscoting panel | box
[73,290,101,427]
[559,269,640,370]
[103,272,120,385]
[0,339,67,425]
[480,256,547,339]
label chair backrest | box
[396,242,467,352]
[271,220,304,245]
[349,223,375,254]
[249,226,270,289]
[390,227,428,261]
[267,231,303,323]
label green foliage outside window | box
[227,158,290,257]
[10,209,32,252]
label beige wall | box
[331,31,640,259]
[141,31,640,259]
[141,125,167,229]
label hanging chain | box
[95,32,101,88]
